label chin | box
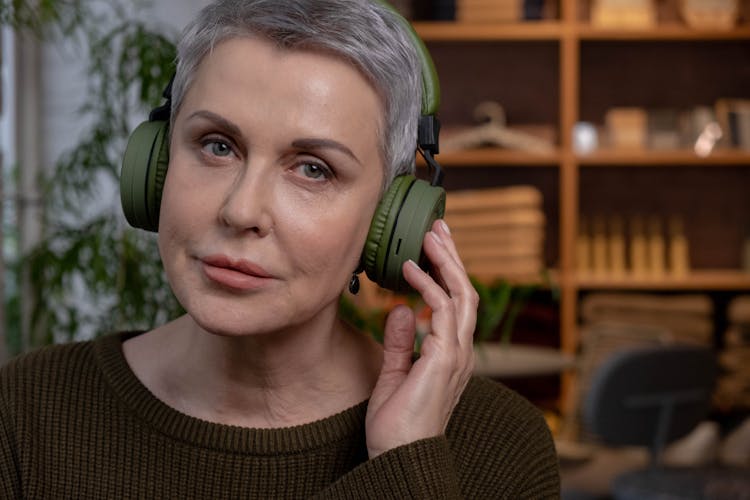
[184,301,275,337]
[170,272,344,338]
[180,294,313,339]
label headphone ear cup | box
[120,120,170,232]
[363,175,446,292]
[363,175,413,283]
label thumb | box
[380,305,417,380]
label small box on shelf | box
[587,104,748,158]
[680,0,739,29]
[716,98,750,151]
[647,109,681,150]
[591,0,657,28]
[457,0,523,23]
[605,107,648,150]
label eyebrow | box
[187,110,245,142]
[186,109,361,165]
[291,138,362,165]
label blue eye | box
[300,162,329,180]
[203,140,232,157]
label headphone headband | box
[375,0,441,117]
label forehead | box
[181,37,384,158]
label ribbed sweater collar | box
[93,332,369,455]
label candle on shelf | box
[608,215,626,278]
[630,215,648,277]
[592,215,608,277]
[668,216,690,277]
[648,215,665,277]
[577,216,591,275]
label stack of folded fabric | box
[561,293,714,440]
[457,0,523,22]
[445,185,544,281]
[579,293,714,346]
[717,296,750,410]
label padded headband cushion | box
[376,0,440,116]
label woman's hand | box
[365,219,479,458]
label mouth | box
[200,254,275,291]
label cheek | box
[284,197,376,275]
[158,160,216,234]
[156,167,206,266]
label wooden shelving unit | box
[411,1,750,367]
[576,269,750,290]
[577,149,750,166]
[575,23,750,40]
[419,148,562,166]
[412,20,566,40]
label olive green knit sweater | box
[0,332,559,499]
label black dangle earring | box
[348,273,360,295]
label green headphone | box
[120,2,445,293]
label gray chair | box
[583,345,750,499]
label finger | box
[419,234,479,345]
[403,260,475,388]
[422,231,471,298]
[379,305,417,382]
[432,219,465,272]
[423,231,478,310]
[402,258,458,343]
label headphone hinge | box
[418,115,440,155]
[419,148,444,187]
[148,75,175,122]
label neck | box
[124,307,382,428]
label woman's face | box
[160,37,384,336]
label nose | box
[218,166,273,236]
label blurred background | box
[2,0,750,497]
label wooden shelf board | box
[413,21,565,41]
[577,23,750,40]
[468,269,560,286]
[577,149,750,166]
[421,148,561,167]
[576,270,750,290]
[412,21,750,42]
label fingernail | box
[439,219,451,235]
[406,259,420,270]
[429,231,445,246]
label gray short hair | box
[171,0,423,188]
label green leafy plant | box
[339,295,388,345]
[338,274,546,350]
[472,278,538,345]
[0,0,87,36]
[7,1,184,351]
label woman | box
[0,0,559,498]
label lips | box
[200,254,274,291]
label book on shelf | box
[457,0,523,22]
[715,98,750,151]
[446,185,545,281]
[590,0,657,28]
[605,107,648,150]
[446,185,542,212]
[580,292,714,345]
[718,295,750,410]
